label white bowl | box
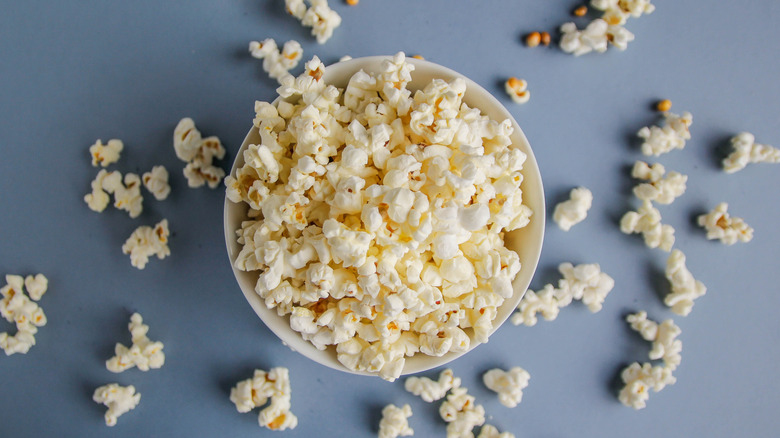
[224,55,545,377]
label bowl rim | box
[223,54,545,378]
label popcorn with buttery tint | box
[106,312,165,373]
[0,274,48,355]
[631,161,687,205]
[378,404,414,438]
[482,367,530,408]
[121,219,170,269]
[637,111,693,156]
[93,383,141,426]
[478,425,515,438]
[664,249,706,316]
[440,386,486,438]
[90,139,124,167]
[173,118,225,189]
[697,203,753,245]
[620,200,675,251]
[229,367,298,431]
[723,132,780,173]
[249,39,303,82]
[142,165,171,201]
[285,0,341,44]
[405,368,461,403]
[504,78,529,104]
[552,187,593,231]
[618,362,675,409]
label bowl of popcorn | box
[224,53,545,381]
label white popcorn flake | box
[697,202,753,245]
[478,425,515,438]
[249,38,303,83]
[106,312,165,373]
[626,311,682,370]
[229,367,298,431]
[559,20,609,56]
[84,169,113,213]
[590,0,655,26]
[504,78,529,104]
[93,383,141,426]
[173,118,226,189]
[664,249,706,317]
[631,161,687,205]
[618,362,675,410]
[89,139,124,167]
[620,200,675,251]
[378,403,413,438]
[404,368,461,403]
[142,165,171,201]
[227,52,531,380]
[121,219,171,270]
[482,367,530,408]
[552,187,593,231]
[285,0,341,44]
[510,284,559,326]
[0,274,48,355]
[637,111,693,156]
[723,132,780,173]
[440,386,486,438]
[96,171,144,218]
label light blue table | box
[1,1,779,436]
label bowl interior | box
[224,55,545,377]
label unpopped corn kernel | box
[574,5,588,16]
[346,0,358,5]
[504,77,530,104]
[106,312,165,372]
[540,31,551,46]
[93,383,141,426]
[656,99,672,112]
[525,32,541,47]
[552,187,593,231]
[697,202,753,245]
[378,404,413,438]
[482,367,530,408]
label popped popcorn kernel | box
[93,383,141,426]
[24,274,48,301]
[285,0,342,44]
[559,20,608,55]
[722,132,780,173]
[378,403,413,438]
[620,200,675,251]
[230,367,298,431]
[504,77,530,104]
[0,274,48,355]
[552,187,593,231]
[405,368,461,402]
[439,386,486,438]
[697,202,753,245]
[482,367,530,408]
[121,219,171,270]
[590,0,655,25]
[84,169,113,213]
[173,118,225,188]
[525,32,541,48]
[106,312,165,372]
[478,425,516,438]
[618,362,675,410]
[510,284,559,326]
[637,111,693,156]
[664,249,706,316]
[89,139,124,167]
[656,99,672,112]
[631,161,687,205]
[97,171,143,218]
[142,165,171,201]
[250,38,303,82]
[626,311,682,370]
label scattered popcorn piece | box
[504,77,530,104]
[121,219,171,270]
[101,171,143,218]
[631,161,687,205]
[637,111,693,156]
[249,39,304,82]
[722,132,780,173]
[405,368,461,403]
[339,55,353,62]
[697,202,753,245]
[478,425,515,438]
[84,169,113,213]
[378,404,413,438]
[525,32,541,48]
[0,274,48,355]
[573,5,588,16]
[230,367,298,431]
[618,362,675,410]
[93,383,141,426]
[590,0,655,25]
[142,165,171,201]
[440,386,486,438]
[285,0,342,44]
[106,312,165,372]
[560,20,633,55]
[510,284,559,326]
[552,187,593,231]
[482,367,530,408]
[173,118,225,189]
[626,311,682,370]
[620,200,675,251]
[664,249,706,317]
[89,139,124,167]
[656,99,672,112]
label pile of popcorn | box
[559,0,655,55]
[0,274,48,355]
[230,367,298,431]
[225,52,532,381]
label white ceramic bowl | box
[224,55,545,377]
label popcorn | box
[723,132,780,173]
[89,139,123,167]
[227,52,532,381]
[229,367,298,431]
[93,383,141,426]
[504,78,529,104]
[620,200,675,251]
[697,202,753,245]
[552,187,593,231]
[249,39,303,82]
[142,165,171,201]
[637,111,693,156]
[84,169,113,212]
[664,249,706,316]
[404,368,461,402]
[0,274,48,355]
[510,284,559,326]
[85,169,143,217]
[106,312,165,372]
[626,311,682,370]
[378,404,414,438]
[590,0,655,25]
[482,367,530,408]
[618,362,675,410]
[285,0,341,44]
[173,118,225,189]
[631,161,687,204]
[439,386,486,438]
[559,20,634,55]
[121,219,171,269]
[478,425,515,438]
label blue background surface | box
[1,1,779,436]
